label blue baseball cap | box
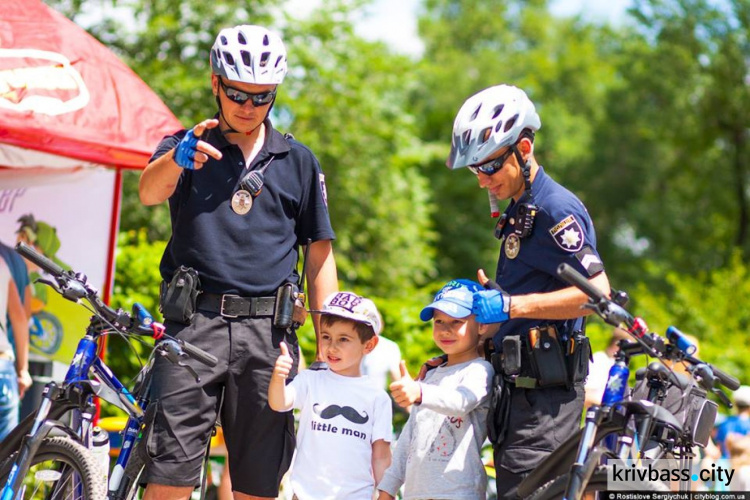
[420,279,483,321]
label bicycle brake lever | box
[36,277,63,295]
[177,361,200,383]
[712,387,732,408]
[157,340,201,382]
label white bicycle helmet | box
[447,84,541,169]
[210,25,287,85]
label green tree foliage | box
[585,0,750,287]
[412,0,622,280]
[281,8,438,296]
[630,254,750,402]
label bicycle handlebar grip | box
[711,365,741,391]
[557,263,606,301]
[15,241,65,277]
[179,340,218,368]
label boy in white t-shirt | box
[378,279,494,500]
[269,291,393,500]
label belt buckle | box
[220,294,240,318]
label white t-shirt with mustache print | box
[289,368,393,500]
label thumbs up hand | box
[273,342,294,380]
[389,360,422,408]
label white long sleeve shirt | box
[379,358,493,499]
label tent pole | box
[95,167,122,422]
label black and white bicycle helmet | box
[210,25,287,85]
[447,84,541,169]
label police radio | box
[514,203,538,239]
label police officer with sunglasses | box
[447,85,611,499]
[139,25,338,500]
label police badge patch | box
[549,215,584,252]
[505,233,520,259]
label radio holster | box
[274,283,308,330]
[160,266,201,325]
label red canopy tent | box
[0,0,181,371]
[0,0,181,303]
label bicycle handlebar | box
[15,242,218,368]
[556,262,738,392]
[686,355,740,391]
[16,241,65,277]
[557,263,608,302]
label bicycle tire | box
[0,436,107,499]
[525,465,666,500]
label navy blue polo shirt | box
[152,119,335,296]
[493,166,604,347]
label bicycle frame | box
[0,321,145,499]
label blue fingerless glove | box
[472,289,511,323]
[174,129,199,169]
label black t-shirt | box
[151,120,335,296]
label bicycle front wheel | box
[0,436,107,499]
[526,465,667,500]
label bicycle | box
[517,263,740,500]
[0,241,218,500]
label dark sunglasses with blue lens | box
[219,78,276,107]
[468,148,515,176]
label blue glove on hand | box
[472,289,511,324]
[174,129,200,169]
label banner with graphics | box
[0,168,116,362]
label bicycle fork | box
[563,406,604,500]
[0,384,61,499]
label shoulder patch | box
[319,173,328,207]
[549,215,584,252]
[575,246,604,276]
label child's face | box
[320,322,377,377]
[431,310,484,365]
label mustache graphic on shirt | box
[312,403,369,424]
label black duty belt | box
[198,293,275,318]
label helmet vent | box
[504,114,518,132]
[461,130,472,147]
[223,51,235,66]
[238,32,247,45]
[492,105,504,119]
[263,34,270,46]
[275,55,284,68]
[220,35,228,46]
[260,51,271,68]
[480,127,492,144]
[469,104,481,121]
[241,50,251,67]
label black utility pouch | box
[528,326,569,388]
[567,333,591,383]
[501,335,522,377]
[160,266,201,325]
[274,283,297,330]
[487,370,511,446]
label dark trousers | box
[493,383,584,499]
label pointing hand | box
[174,118,222,170]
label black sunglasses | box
[468,148,515,176]
[219,78,276,107]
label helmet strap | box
[215,94,271,137]
[512,145,534,200]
